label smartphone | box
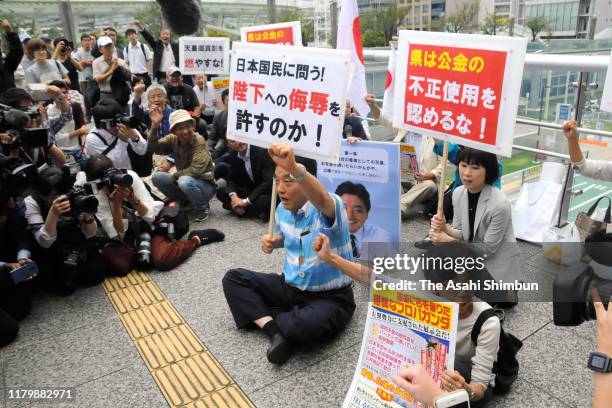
[434,390,470,408]
[10,262,39,284]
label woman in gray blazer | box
[429,148,522,304]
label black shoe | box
[414,237,433,250]
[266,333,293,365]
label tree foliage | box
[134,1,165,37]
[525,15,549,41]
[480,12,509,35]
[361,3,410,45]
[442,0,479,33]
[277,8,314,46]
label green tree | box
[362,29,385,47]
[525,15,549,41]
[442,0,479,33]
[277,8,314,45]
[362,4,410,43]
[0,9,28,33]
[480,11,509,35]
[134,1,165,37]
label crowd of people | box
[0,16,610,407]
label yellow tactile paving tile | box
[103,272,254,407]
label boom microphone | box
[156,0,201,35]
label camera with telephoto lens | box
[86,168,133,195]
[0,103,47,148]
[553,240,611,326]
[65,185,99,217]
[0,154,37,201]
[98,114,142,131]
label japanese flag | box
[336,0,370,117]
[382,43,397,120]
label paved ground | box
[0,195,597,408]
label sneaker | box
[193,207,210,222]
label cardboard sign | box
[393,31,527,157]
[240,21,302,46]
[227,42,352,162]
[178,37,230,75]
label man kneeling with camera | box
[24,166,105,295]
[81,155,224,273]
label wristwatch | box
[466,386,476,400]
[289,163,306,181]
[587,351,612,373]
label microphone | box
[156,0,201,35]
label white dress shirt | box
[352,222,392,260]
[84,127,147,170]
[193,83,217,115]
[124,41,152,74]
[572,158,612,181]
[160,44,176,73]
[237,145,254,182]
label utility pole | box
[267,0,277,24]
[58,0,78,42]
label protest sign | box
[227,42,352,162]
[241,21,302,46]
[212,77,229,92]
[393,31,527,157]
[318,141,400,260]
[343,287,459,408]
[601,49,612,113]
[400,143,419,184]
[178,37,230,75]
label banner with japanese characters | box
[393,31,527,157]
[400,143,419,184]
[228,42,352,162]
[178,37,230,75]
[343,288,459,408]
[241,21,302,46]
[318,141,400,260]
[601,49,612,113]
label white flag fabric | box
[382,43,396,120]
[336,0,370,117]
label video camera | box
[98,114,142,131]
[553,240,611,326]
[0,103,48,149]
[0,154,37,201]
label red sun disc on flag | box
[352,17,365,65]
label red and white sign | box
[393,31,527,157]
[240,21,302,46]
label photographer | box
[82,155,223,271]
[0,19,23,94]
[52,38,82,92]
[0,87,68,168]
[24,166,104,295]
[84,98,147,171]
[46,80,88,163]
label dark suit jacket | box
[0,31,23,94]
[224,145,274,203]
[342,116,368,140]
[140,29,192,86]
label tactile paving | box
[103,272,255,408]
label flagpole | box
[436,140,449,216]
[268,181,278,236]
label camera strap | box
[91,131,119,156]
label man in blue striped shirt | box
[223,143,356,365]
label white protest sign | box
[601,49,612,113]
[240,21,302,46]
[393,31,528,157]
[178,37,230,75]
[227,42,352,162]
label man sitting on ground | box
[222,143,356,365]
[214,139,274,221]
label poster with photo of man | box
[318,141,400,261]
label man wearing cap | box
[164,67,200,112]
[92,36,131,106]
[0,19,24,94]
[123,28,152,88]
[148,109,215,222]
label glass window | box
[414,6,421,13]
[422,4,429,12]
[422,15,429,23]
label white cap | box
[97,36,113,47]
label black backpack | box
[471,308,522,395]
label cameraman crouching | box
[24,167,105,295]
[84,98,147,170]
[82,155,224,272]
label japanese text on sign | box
[241,21,302,46]
[374,290,453,333]
[179,37,230,75]
[228,43,350,161]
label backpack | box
[471,308,523,395]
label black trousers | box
[216,188,271,220]
[222,268,355,343]
[0,269,32,347]
[132,73,152,88]
[455,359,494,407]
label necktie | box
[350,234,360,258]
